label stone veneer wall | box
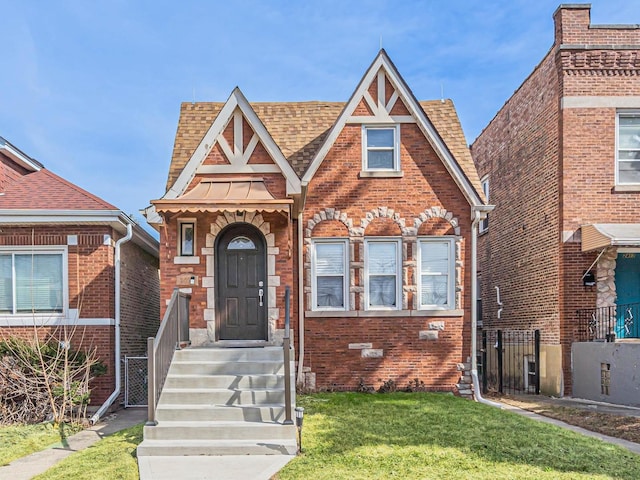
[596,248,617,308]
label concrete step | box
[164,373,290,390]
[168,360,286,376]
[174,347,286,362]
[158,388,286,406]
[137,438,298,456]
[155,404,288,423]
[143,421,297,441]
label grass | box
[275,393,640,480]
[32,423,142,480]
[0,422,82,466]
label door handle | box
[259,288,264,306]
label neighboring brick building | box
[472,4,640,400]
[0,136,160,413]
[146,50,490,393]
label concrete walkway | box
[0,408,147,480]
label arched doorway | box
[215,224,267,341]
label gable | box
[301,50,484,206]
[165,88,302,199]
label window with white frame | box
[617,112,640,184]
[311,240,348,310]
[179,220,195,256]
[0,249,66,315]
[365,239,401,309]
[418,238,455,309]
[363,125,400,171]
[480,176,489,233]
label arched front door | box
[216,224,268,341]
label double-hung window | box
[418,238,455,309]
[311,240,348,310]
[617,112,640,185]
[363,125,400,171]
[480,176,489,233]
[0,249,66,315]
[365,239,401,310]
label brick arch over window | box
[360,207,409,236]
[202,211,280,343]
[413,206,461,236]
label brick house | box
[145,50,489,393]
[471,4,640,404]
[0,136,160,419]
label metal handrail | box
[146,288,191,425]
[283,286,293,425]
[576,302,640,342]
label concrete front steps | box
[137,346,297,457]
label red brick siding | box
[304,121,472,391]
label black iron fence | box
[480,329,540,395]
[575,302,640,342]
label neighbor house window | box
[311,240,348,310]
[480,176,489,233]
[617,112,640,184]
[363,125,400,171]
[0,250,65,314]
[179,221,195,256]
[418,238,455,309]
[365,239,401,309]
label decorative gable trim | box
[301,50,483,207]
[165,88,301,200]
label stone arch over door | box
[202,211,280,343]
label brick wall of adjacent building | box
[472,4,640,395]
[471,47,561,343]
[302,120,472,392]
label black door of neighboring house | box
[216,224,267,341]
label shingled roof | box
[0,168,117,210]
[166,99,481,195]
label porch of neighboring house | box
[137,180,298,458]
[570,224,640,407]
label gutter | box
[90,221,133,424]
[470,206,501,408]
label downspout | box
[296,182,308,386]
[90,222,133,424]
[471,208,502,408]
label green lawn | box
[9,393,640,479]
[33,424,142,480]
[0,422,81,466]
[276,393,640,480]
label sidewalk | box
[0,408,147,480]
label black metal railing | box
[575,302,640,342]
[480,329,540,395]
[146,288,191,425]
[283,286,293,425]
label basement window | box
[601,363,611,395]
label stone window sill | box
[613,185,640,193]
[305,309,463,318]
[359,171,404,178]
[174,256,200,264]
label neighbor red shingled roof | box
[0,168,117,210]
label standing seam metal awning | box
[581,224,640,252]
[152,178,293,214]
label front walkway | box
[0,408,147,480]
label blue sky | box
[1,0,638,231]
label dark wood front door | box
[216,224,267,340]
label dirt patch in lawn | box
[492,395,640,444]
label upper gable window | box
[617,112,640,185]
[363,126,400,171]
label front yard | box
[3,393,639,479]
